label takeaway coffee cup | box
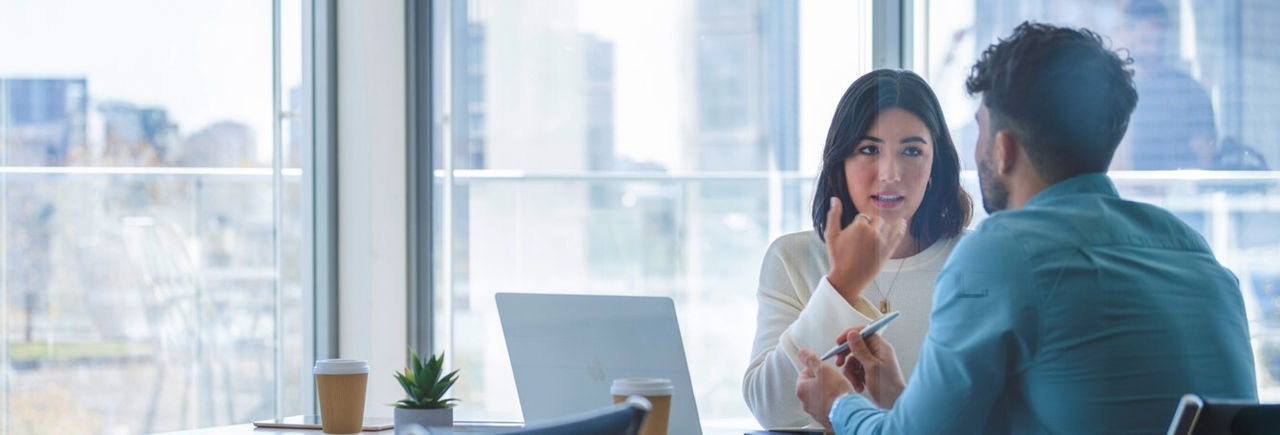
[611,378,674,435]
[314,359,370,434]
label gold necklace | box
[875,257,906,314]
[871,240,916,314]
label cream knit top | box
[742,230,963,428]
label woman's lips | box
[871,194,905,210]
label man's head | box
[1125,0,1173,63]
[966,22,1137,212]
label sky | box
[4,0,871,174]
[0,0,302,164]
[576,0,867,174]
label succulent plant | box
[392,349,459,409]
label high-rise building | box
[584,33,615,173]
[2,78,88,166]
[2,79,88,339]
[690,0,798,173]
[449,0,800,420]
[1,78,87,350]
[98,101,178,165]
[686,0,800,279]
[288,86,303,168]
[445,18,485,316]
[677,0,802,418]
[456,0,603,420]
[176,120,256,167]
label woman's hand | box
[824,196,908,304]
[834,326,907,409]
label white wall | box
[337,0,407,419]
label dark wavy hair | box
[812,69,972,248]
[966,22,1138,182]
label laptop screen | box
[496,292,703,434]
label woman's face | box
[843,108,935,224]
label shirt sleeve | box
[829,226,1038,434]
[744,239,881,429]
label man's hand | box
[824,197,908,305]
[834,326,907,409]
[795,349,854,430]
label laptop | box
[496,292,702,434]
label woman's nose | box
[878,157,901,183]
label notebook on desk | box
[252,415,394,431]
[496,293,703,435]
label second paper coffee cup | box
[611,378,674,435]
[314,359,370,434]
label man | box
[1118,0,1217,170]
[794,22,1257,434]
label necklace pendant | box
[879,299,890,314]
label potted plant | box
[392,349,460,432]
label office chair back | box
[1167,394,1280,435]
[513,395,652,435]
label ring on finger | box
[858,214,872,224]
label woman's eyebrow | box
[860,136,884,143]
[901,136,928,144]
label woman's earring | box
[927,177,932,188]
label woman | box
[743,69,972,428]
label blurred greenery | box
[9,341,154,362]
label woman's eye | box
[857,145,878,155]
[903,146,923,157]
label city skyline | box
[3,77,274,168]
[0,0,300,166]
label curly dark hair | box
[812,69,972,247]
[966,22,1138,182]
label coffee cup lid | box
[610,378,674,396]
[313,359,370,374]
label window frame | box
[303,0,341,416]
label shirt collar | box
[1024,172,1119,209]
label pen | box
[819,311,901,361]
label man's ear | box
[993,130,1020,176]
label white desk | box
[157,422,515,434]
[158,422,758,435]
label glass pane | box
[447,178,807,424]
[0,0,307,432]
[437,0,870,424]
[925,0,1280,401]
[923,0,1280,172]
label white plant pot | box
[394,407,454,434]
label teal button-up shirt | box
[830,173,1257,434]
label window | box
[429,0,1280,426]
[431,0,871,425]
[0,1,310,432]
[920,0,1280,400]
